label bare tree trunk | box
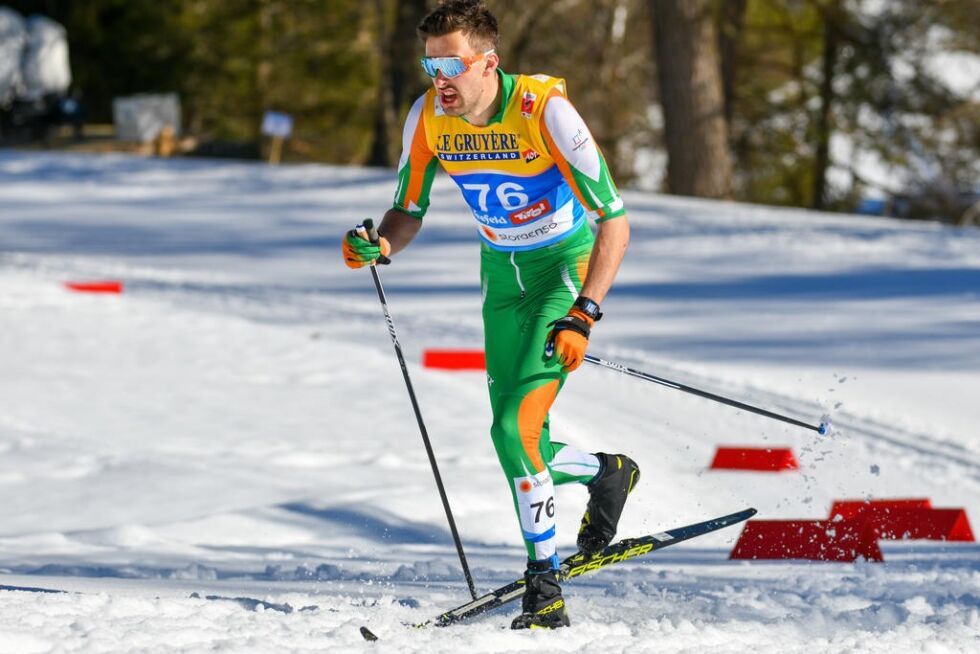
[389,0,429,115]
[257,0,276,159]
[367,0,396,167]
[958,200,979,227]
[505,1,552,72]
[368,0,428,167]
[595,0,635,182]
[812,11,839,210]
[718,0,747,127]
[650,0,732,198]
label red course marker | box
[729,518,882,562]
[730,499,975,562]
[830,499,973,542]
[871,508,974,541]
[709,446,799,471]
[422,350,486,371]
[64,280,124,294]
[829,498,932,520]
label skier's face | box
[423,31,497,120]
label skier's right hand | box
[343,222,391,269]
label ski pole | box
[360,219,478,601]
[583,354,830,434]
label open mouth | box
[439,88,459,105]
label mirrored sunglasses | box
[419,50,494,79]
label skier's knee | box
[490,421,525,470]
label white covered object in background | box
[20,13,71,100]
[0,7,26,104]
[112,93,181,142]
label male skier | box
[343,0,639,629]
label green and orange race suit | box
[393,69,626,563]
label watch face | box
[576,297,601,320]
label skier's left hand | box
[545,307,595,372]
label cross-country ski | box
[360,508,756,640]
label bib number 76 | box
[530,496,555,523]
[461,182,529,211]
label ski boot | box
[577,452,641,557]
[510,558,570,629]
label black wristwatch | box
[573,295,602,322]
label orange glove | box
[545,297,602,372]
[343,223,391,269]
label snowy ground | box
[0,151,978,653]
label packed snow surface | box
[1,151,978,653]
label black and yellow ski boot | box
[577,452,641,557]
[510,558,570,629]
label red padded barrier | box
[829,499,973,542]
[65,280,124,294]
[709,447,799,471]
[869,508,974,541]
[422,350,486,371]
[729,518,882,562]
[830,498,932,520]
[730,500,975,562]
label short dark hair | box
[417,0,499,51]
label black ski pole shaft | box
[361,219,478,601]
[583,354,828,434]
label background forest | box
[5,0,978,223]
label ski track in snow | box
[7,252,977,482]
[1,151,979,653]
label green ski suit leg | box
[481,225,600,561]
